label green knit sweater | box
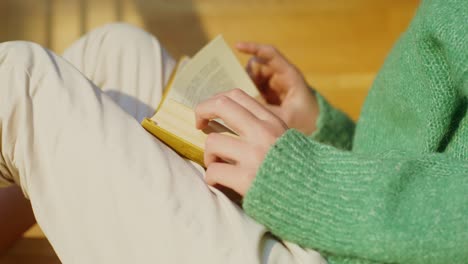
[243,0,468,263]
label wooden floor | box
[0,0,420,263]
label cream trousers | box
[0,23,326,264]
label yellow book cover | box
[141,36,259,167]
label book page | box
[152,99,236,150]
[163,35,259,109]
[145,36,255,167]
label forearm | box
[0,186,36,255]
[244,129,468,263]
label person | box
[0,0,466,263]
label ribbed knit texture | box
[243,0,468,263]
[311,93,355,151]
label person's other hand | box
[195,89,288,196]
[236,42,319,135]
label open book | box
[141,36,259,167]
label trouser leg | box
[62,23,176,122]
[0,26,326,263]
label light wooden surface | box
[0,0,421,119]
[0,0,420,263]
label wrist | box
[285,87,319,135]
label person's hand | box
[195,89,288,196]
[236,42,319,135]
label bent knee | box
[90,23,161,50]
[0,41,51,70]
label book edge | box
[141,118,205,168]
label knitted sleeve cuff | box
[243,129,357,249]
[311,92,356,150]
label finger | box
[204,163,248,196]
[236,42,288,70]
[246,57,274,82]
[246,57,261,80]
[236,42,275,61]
[235,42,263,56]
[204,133,248,167]
[245,58,283,104]
[195,95,259,136]
[222,89,278,122]
[246,57,260,85]
[246,58,270,95]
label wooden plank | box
[86,0,123,31]
[49,0,82,53]
[0,0,48,46]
